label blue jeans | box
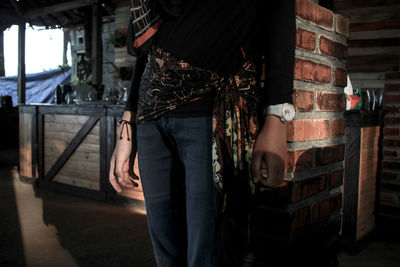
[137,116,217,267]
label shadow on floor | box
[0,165,26,267]
[0,148,156,267]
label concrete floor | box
[1,148,399,267]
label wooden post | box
[91,1,102,85]
[0,28,5,77]
[18,23,26,105]
[63,30,69,66]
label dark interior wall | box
[333,0,400,235]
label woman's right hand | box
[109,111,139,193]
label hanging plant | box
[108,31,126,48]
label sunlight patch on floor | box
[12,167,78,267]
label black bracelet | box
[118,119,134,126]
[118,119,134,141]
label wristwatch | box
[263,103,296,122]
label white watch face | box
[282,103,295,121]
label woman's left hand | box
[251,115,288,189]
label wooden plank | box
[44,131,99,144]
[349,72,385,80]
[349,46,400,56]
[38,105,106,116]
[45,116,99,181]
[45,149,100,162]
[19,113,32,178]
[44,139,99,153]
[337,4,400,24]
[55,158,99,172]
[342,125,361,243]
[334,0,400,10]
[350,80,384,89]
[57,166,100,181]
[31,107,38,178]
[38,113,44,180]
[17,23,25,105]
[355,126,379,240]
[100,117,107,193]
[53,174,100,190]
[106,116,116,202]
[348,38,400,48]
[350,20,400,32]
[348,55,399,72]
[45,121,100,134]
[350,29,400,40]
[44,114,89,124]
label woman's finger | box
[109,154,122,192]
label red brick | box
[384,83,400,92]
[381,171,397,181]
[312,194,342,221]
[296,28,316,51]
[382,161,400,170]
[287,149,313,172]
[295,58,331,83]
[319,36,347,60]
[316,144,345,166]
[291,206,310,232]
[316,91,346,111]
[334,67,347,87]
[335,13,349,37]
[296,0,334,30]
[330,170,343,188]
[383,139,400,147]
[292,175,327,202]
[384,117,400,125]
[292,89,314,111]
[383,150,398,158]
[287,119,329,142]
[383,128,400,136]
[331,119,345,136]
[384,95,400,103]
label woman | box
[109,1,295,266]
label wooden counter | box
[342,110,383,252]
[19,104,144,203]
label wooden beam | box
[0,29,4,76]
[63,30,69,65]
[18,22,26,105]
[24,0,94,18]
[91,2,102,85]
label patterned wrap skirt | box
[137,46,261,265]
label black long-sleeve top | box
[125,0,296,113]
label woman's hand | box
[251,115,288,189]
[109,111,139,193]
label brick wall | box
[254,1,349,266]
[380,71,400,227]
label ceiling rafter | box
[24,0,95,18]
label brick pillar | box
[380,71,400,231]
[254,1,349,266]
